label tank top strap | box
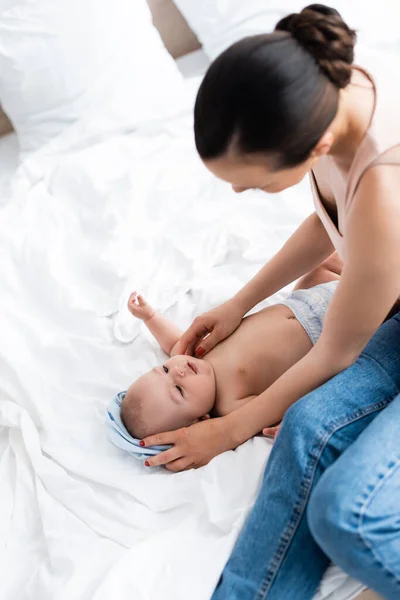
[369,145,400,168]
[346,65,400,207]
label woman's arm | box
[234,211,335,314]
[128,292,182,355]
[178,212,335,356]
[141,166,400,470]
[227,165,400,445]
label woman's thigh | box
[212,313,400,600]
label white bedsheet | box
[176,48,210,79]
[0,132,18,189]
[0,71,367,600]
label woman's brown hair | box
[194,4,356,168]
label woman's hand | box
[140,417,235,471]
[177,298,244,357]
[127,291,155,322]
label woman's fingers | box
[194,328,221,357]
[165,459,195,472]
[144,447,181,467]
[182,335,203,357]
[141,430,177,448]
[144,448,181,467]
[178,320,223,357]
[141,430,182,467]
[178,322,211,356]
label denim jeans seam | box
[356,458,400,585]
[323,398,395,433]
[360,351,400,393]
[256,398,394,600]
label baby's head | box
[121,355,216,439]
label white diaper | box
[279,281,339,345]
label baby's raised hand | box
[127,292,155,322]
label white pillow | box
[173,0,289,60]
[0,0,188,155]
[173,1,400,61]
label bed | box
[0,2,390,599]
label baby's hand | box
[262,423,281,439]
[127,292,155,322]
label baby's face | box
[126,355,216,436]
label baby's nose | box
[174,365,185,377]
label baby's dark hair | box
[195,4,357,168]
[120,391,148,440]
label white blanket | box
[0,81,364,600]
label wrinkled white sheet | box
[0,80,365,600]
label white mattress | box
[0,50,366,600]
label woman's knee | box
[308,460,400,586]
[320,252,343,276]
[280,382,342,445]
[294,265,338,290]
[307,470,360,561]
[294,252,342,290]
[275,392,334,471]
[280,395,321,443]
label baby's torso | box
[204,303,313,417]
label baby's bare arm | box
[128,292,182,355]
[145,314,183,355]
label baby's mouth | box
[187,361,198,374]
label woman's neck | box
[329,73,375,172]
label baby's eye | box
[176,385,184,396]
[163,366,168,373]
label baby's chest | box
[210,346,271,415]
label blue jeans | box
[212,311,400,600]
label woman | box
[141,4,400,598]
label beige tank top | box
[310,65,400,262]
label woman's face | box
[204,152,315,194]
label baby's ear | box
[190,414,210,425]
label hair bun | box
[275,4,356,89]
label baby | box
[109,259,340,451]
